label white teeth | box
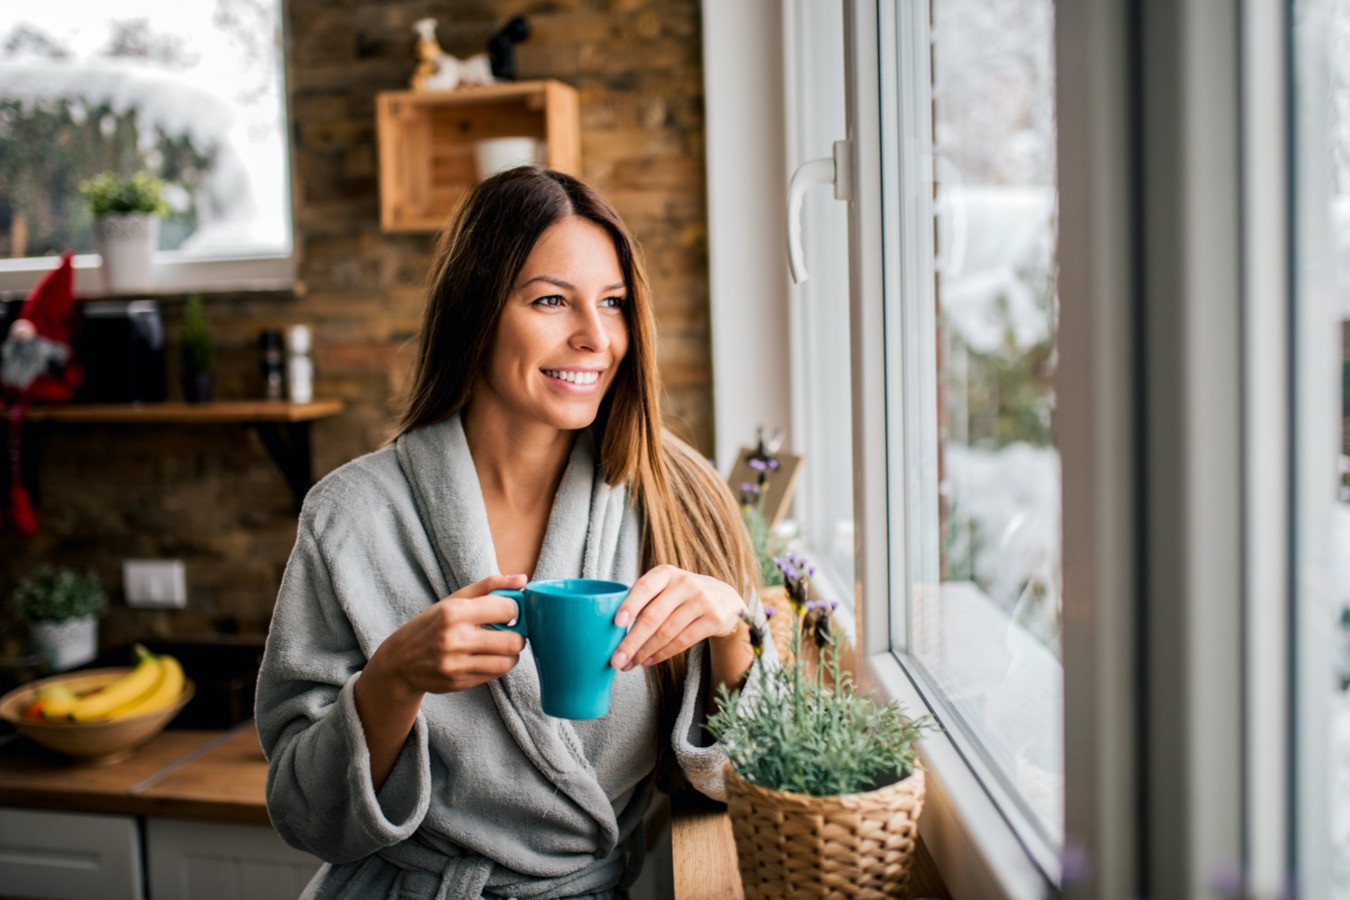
[544,369,600,385]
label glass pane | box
[0,0,290,259]
[787,0,854,598]
[891,0,1063,842]
[1292,0,1350,894]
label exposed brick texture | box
[0,0,712,649]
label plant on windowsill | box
[9,565,109,672]
[735,428,803,664]
[180,294,215,403]
[707,554,931,899]
[80,170,170,294]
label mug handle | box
[487,588,527,636]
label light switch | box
[123,559,187,609]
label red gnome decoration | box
[0,251,83,537]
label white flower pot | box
[94,213,159,294]
[30,616,99,672]
[473,136,540,180]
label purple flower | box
[748,458,769,473]
[741,610,768,657]
[738,481,763,507]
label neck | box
[461,405,575,512]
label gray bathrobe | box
[256,416,745,899]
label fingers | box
[623,602,703,670]
[611,571,682,670]
[638,621,705,668]
[612,565,676,630]
[449,573,527,601]
[455,594,525,628]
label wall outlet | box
[123,559,187,609]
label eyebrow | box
[516,275,627,293]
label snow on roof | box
[0,59,234,152]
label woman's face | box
[474,216,631,435]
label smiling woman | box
[255,167,772,899]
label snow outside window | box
[881,0,1064,846]
[0,1,292,291]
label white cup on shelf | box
[473,136,541,180]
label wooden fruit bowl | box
[0,668,195,765]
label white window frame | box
[0,249,295,298]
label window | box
[784,0,855,600]
[881,0,1063,848]
[1291,0,1350,892]
[0,0,292,292]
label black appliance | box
[77,300,167,403]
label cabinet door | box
[145,819,319,900]
[0,808,143,900]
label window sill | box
[863,650,1059,900]
[0,250,294,298]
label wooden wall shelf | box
[376,80,581,233]
[23,400,343,425]
[21,400,344,510]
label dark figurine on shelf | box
[488,16,530,81]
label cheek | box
[609,319,631,363]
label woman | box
[256,168,767,899]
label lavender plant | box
[738,428,786,588]
[707,553,929,796]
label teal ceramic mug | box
[489,578,629,719]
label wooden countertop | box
[0,722,270,825]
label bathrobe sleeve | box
[669,596,779,801]
[255,482,433,864]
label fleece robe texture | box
[256,416,747,899]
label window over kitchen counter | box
[0,0,293,294]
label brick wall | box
[0,0,712,649]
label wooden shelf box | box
[376,79,581,233]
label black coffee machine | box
[77,300,167,403]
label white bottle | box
[286,324,314,404]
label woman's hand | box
[368,573,529,699]
[356,573,527,790]
[609,565,745,672]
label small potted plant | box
[180,294,215,403]
[80,170,169,294]
[708,555,930,898]
[9,565,109,672]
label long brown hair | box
[398,168,756,774]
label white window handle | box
[786,139,853,284]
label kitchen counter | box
[0,722,270,825]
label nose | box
[569,303,610,353]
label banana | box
[24,683,81,720]
[103,653,185,720]
[69,645,162,721]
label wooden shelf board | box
[380,79,563,108]
[23,400,343,425]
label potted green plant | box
[707,555,930,898]
[180,294,215,403]
[9,565,109,672]
[80,170,170,294]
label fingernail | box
[612,650,628,669]
[642,657,654,667]
[614,610,631,628]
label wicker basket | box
[725,764,926,899]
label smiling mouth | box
[542,369,602,385]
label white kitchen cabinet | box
[0,808,143,900]
[144,819,319,900]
